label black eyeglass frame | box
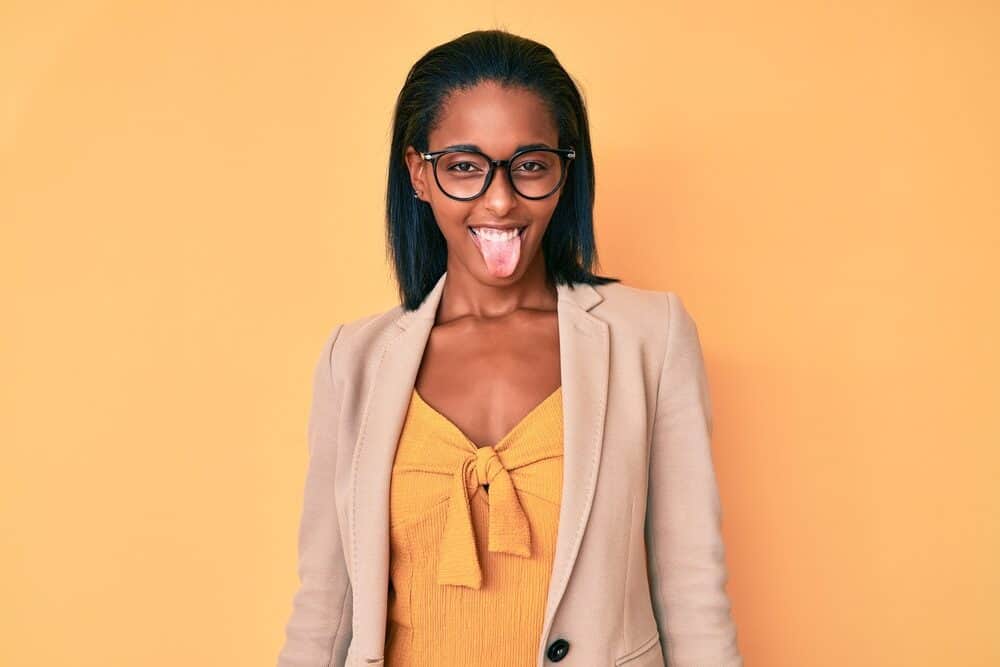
[419,146,576,201]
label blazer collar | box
[347,270,610,664]
[394,268,605,328]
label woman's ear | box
[403,146,430,201]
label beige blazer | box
[277,271,743,667]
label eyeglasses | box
[420,146,576,201]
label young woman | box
[278,29,743,667]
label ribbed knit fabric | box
[385,385,564,666]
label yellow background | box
[3,2,997,665]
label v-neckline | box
[412,385,563,450]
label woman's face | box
[405,81,564,284]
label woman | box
[277,29,742,667]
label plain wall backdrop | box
[2,1,997,665]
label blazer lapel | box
[347,270,609,663]
[540,275,609,657]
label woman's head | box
[386,29,619,310]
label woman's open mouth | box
[468,226,526,240]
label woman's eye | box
[515,161,546,172]
[449,162,480,172]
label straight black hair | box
[386,29,620,311]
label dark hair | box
[386,29,620,310]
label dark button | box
[546,638,570,662]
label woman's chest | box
[413,313,562,447]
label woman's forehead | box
[430,83,558,152]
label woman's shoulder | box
[323,302,405,353]
[588,279,694,328]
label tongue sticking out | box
[473,229,522,278]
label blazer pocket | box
[614,630,663,666]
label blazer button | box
[546,638,570,662]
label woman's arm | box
[645,292,743,666]
[277,324,353,667]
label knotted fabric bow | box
[437,445,531,589]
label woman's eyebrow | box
[441,142,553,152]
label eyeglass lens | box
[434,150,566,199]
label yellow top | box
[385,385,564,666]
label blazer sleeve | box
[277,324,353,667]
[645,292,743,667]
